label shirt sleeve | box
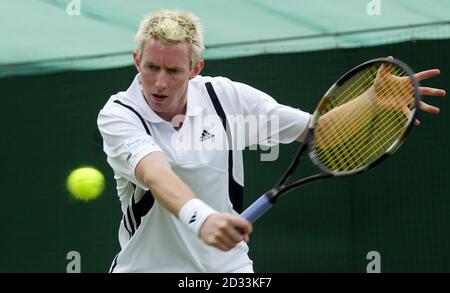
[222,79,311,147]
[97,105,162,190]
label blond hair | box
[134,10,205,66]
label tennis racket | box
[241,57,420,223]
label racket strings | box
[315,67,384,151]
[338,68,413,157]
[326,110,403,171]
[325,70,411,167]
[314,63,415,172]
[318,68,412,171]
[318,65,408,144]
[318,69,411,171]
[315,67,380,146]
[321,67,378,113]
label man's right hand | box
[199,213,253,251]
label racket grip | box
[240,193,274,223]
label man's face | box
[133,39,203,121]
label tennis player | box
[97,10,445,273]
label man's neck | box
[157,103,187,127]
[141,90,187,125]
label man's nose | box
[155,71,168,90]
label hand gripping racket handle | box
[240,190,276,223]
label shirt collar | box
[126,74,164,123]
[185,81,204,117]
[126,73,204,124]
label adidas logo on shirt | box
[199,129,215,142]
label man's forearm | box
[315,87,375,149]
[136,152,195,217]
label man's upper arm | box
[97,107,162,190]
[135,151,170,188]
[296,116,310,143]
[228,80,311,145]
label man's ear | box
[132,50,141,72]
[190,59,204,79]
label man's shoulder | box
[191,75,234,86]
[99,91,127,112]
[98,90,140,125]
[191,75,237,95]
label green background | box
[1,39,448,272]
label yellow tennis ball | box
[67,167,105,201]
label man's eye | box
[168,68,180,74]
[148,65,159,70]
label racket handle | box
[240,193,274,223]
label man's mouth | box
[151,94,168,102]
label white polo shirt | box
[97,73,310,273]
